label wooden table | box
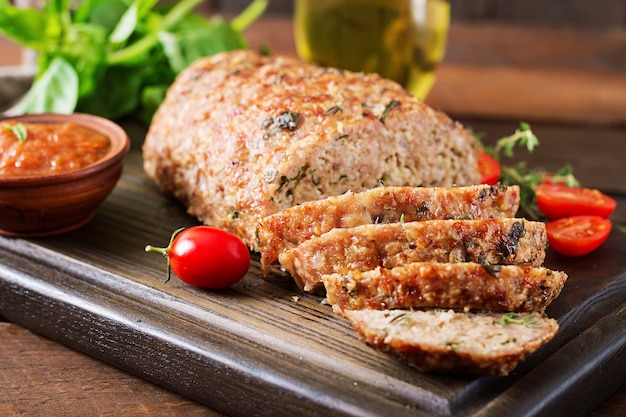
[1,15,625,417]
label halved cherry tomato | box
[146,226,250,288]
[535,183,616,220]
[545,215,611,257]
[477,150,500,185]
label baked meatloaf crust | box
[280,218,547,293]
[344,308,559,376]
[143,50,480,250]
[257,184,520,272]
[323,263,567,314]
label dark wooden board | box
[0,121,625,417]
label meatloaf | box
[322,263,567,314]
[143,50,480,250]
[280,218,547,293]
[257,183,520,272]
[344,308,559,376]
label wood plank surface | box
[0,323,223,417]
[1,14,626,417]
[1,319,625,417]
[0,119,624,416]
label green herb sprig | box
[492,122,539,157]
[379,100,400,124]
[0,0,268,123]
[3,123,28,143]
[499,312,537,326]
[478,122,579,220]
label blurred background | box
[207,0,626,29]
[196,0,625,127]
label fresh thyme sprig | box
[478,122,579,220]
[493,122,539,158]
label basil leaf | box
[0,4,48,50]
[10,57,79,115]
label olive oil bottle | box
[294,0,449,99]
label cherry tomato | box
[477,150,500,185]
[146,226,250,288]
[536,183,616,220]
[545,215,611,257]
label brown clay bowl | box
[0,113,130,237]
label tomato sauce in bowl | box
[0,121,111,177]
[0,113,129,237]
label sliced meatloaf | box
[257,183,520,273]
[344,308,559,376]
[323,263,567,314]
[143,50,480,250]
[280,218,547,293]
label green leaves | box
[10,57,79,115]
[0,0,268,122]
[478,122,579,221]
[494,122,539,158]
[3,122,28,143]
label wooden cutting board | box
[0,122,624,417]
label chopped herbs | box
[325,105,343,115]
[273,111,301,130]
[379,100,400,124]
[481,264,502,278]
[4,123,27,143]
[499,313,537,326]
[262,111,302,139]
[276,164,319,191]
[277,165,308,192]
[496,221,525,259]
[416,203,430,215]
[389,313,411,325]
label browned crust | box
[323,263,567,314]
[281,218,547,293]
[143,50,480,250]
[257,184,520,273]
[344,309,559,376]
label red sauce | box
[0,121,111,177]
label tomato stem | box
[144,227,187,284]
[144,244,169,256]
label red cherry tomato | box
[536,183,616,220]
[545,215,611,257]
[146,226,250,288]
[477,150,501,185]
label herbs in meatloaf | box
[344,308,559,376]
[257,184,520,272]
[280,218,547,293]
[143,50,480,250]
[322,263,567,314]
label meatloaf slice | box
[257,183,520,273]
[323,263,567,314]
[344,308,559,376]
[280,218,547,293]
[143,50,480,250]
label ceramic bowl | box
[0,113,130,237]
